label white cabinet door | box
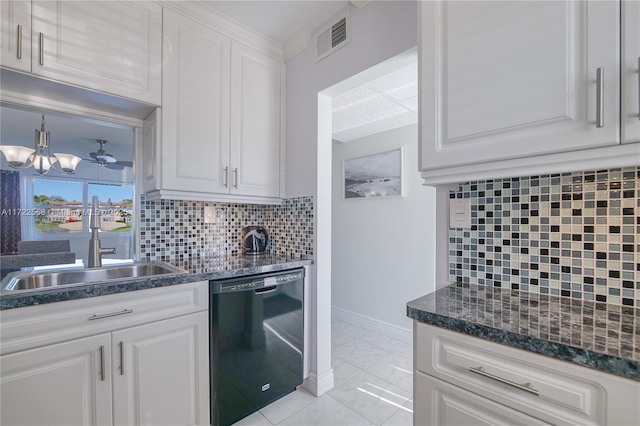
[112,312,210,426]
[31,0,161,105]
[230,41,281,198]
[161,8,231,194]
[419,0,620,171]
[414,372,551,426]
[0,0,30,72]
[622,0,640,143]
[0,334,113,426]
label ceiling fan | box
[85,139,133,170]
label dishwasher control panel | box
[212,269,304,293]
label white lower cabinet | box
[0,282,210,426]
[112,312,209,426]
[1,334,113,426]
[415,371,550,426]
[414,322,640,426]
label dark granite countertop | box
[0,253,312,310]
[407,282,640,382]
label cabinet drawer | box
[414,370,550,426]
[0,281,208,355]
[415,322,640,426]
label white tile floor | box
[233,318,413,426]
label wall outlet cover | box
[204,206,216,224]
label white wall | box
[285,1,418,198]
[284,0,418,395]
[332,124,436,333]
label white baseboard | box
[331,306,412,344]
[302,369,335,396]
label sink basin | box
[1,262,187,292]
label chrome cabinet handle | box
[16,25,22,59]
[469,366,540,396]
[223,166,229,188]
[99,346,105,381]
[119,341,125,376]
[233,168,238,189]
[596,67,604,128]
[637,57,640,121]
[38,32,44,65]
[88,309,134,321]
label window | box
[32,179,133,235]
[33,180,84,234]
[88,183,133,233]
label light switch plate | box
[204,206,216,224]
[449,199,471,229]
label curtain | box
[0,170,22,254]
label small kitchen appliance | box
[241,226,268,255]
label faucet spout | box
[87,196,116,268]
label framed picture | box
[343,148,404,199]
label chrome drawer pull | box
[88,309,134,321]
[469,366,540,396]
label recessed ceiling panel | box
[367,63,417,102]
[332,58,418,143]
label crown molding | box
[283,27,314,62]
[350,1,371,9]
[158,1,284,60]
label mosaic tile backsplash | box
[449,167,640,308]
[139,196,314,261]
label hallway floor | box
[234,318,413,426]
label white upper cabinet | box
[161,8,231,195]
[22,1,161,105]
[419,0,636,183]
[143,7,283,204]
[622,0,640,143]
[0,0,31,72]
[230,41,281,198]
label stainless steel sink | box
[1,262,187,292]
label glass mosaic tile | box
[449,167,640,308]
[139,196,314,261]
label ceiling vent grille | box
[315,13,350,62]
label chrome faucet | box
[88,196,116,268]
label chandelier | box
[0,114,82,175]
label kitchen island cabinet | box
[419,0,640,184]
[0,281,210,426]
[407,283,640,426]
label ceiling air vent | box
[315,13,350,63]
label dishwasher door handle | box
[255,286,277,294]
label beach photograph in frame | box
[343,148,404,199]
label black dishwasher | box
[210,268,304,426]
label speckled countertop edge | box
[407,284,640,382]
[0,254,312,310]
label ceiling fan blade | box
[104,163,125,171]
[117,160,133,167]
